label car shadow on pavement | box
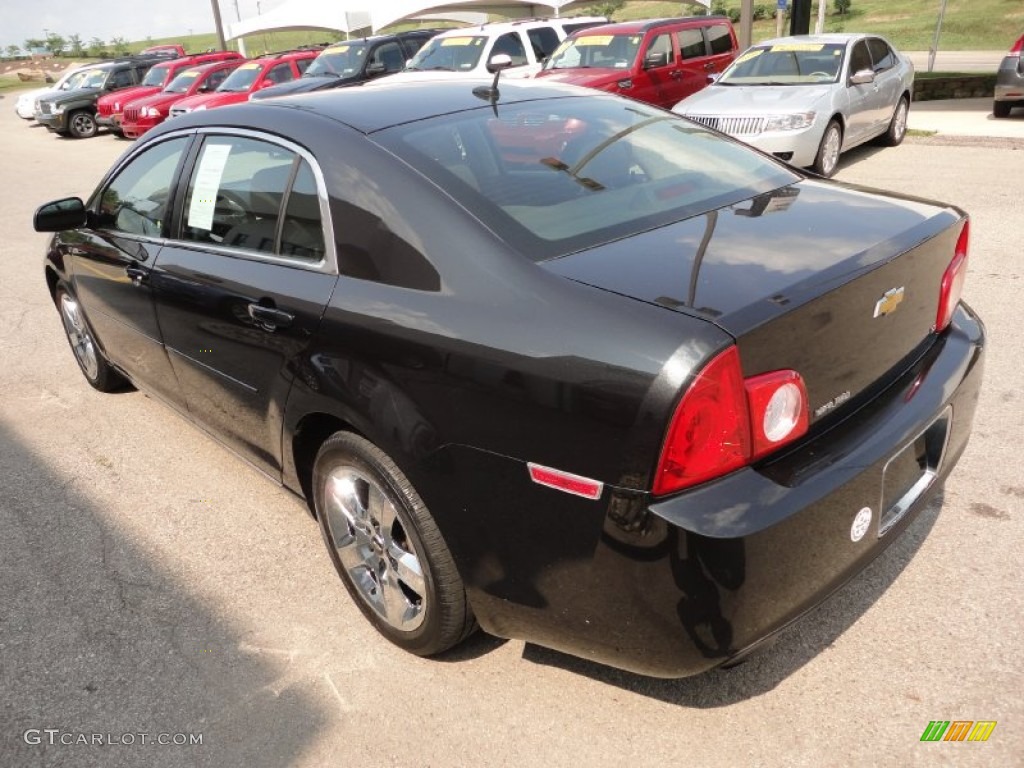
[520,493,942,707]
[832,141,891,174]
[0,421,329,767]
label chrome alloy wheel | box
[60,292,99,381]
[323,467,427,632]
[892,100,908,143]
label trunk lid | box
[542,180,965,426]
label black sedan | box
[34,78,984,678]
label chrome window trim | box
[101,127,339,276]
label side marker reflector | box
[527,463,604,500]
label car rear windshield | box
[546,33,643,70]
[406,36,487,72]
[720,42,847,84]
[306,42,370,77]
[376,95,798,261]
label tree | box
[87,37,107,58]
[24,37,45,53]
[110,36,130,56]
[68,34,84,57]
[45,33,66,57]
[834,0,851,14]
[586,0,625,20]
[5,45,20,59]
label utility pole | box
[210,0,227,50]
[815,0,827,34]
[928,0,949,73]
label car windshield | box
[719,42,846,85]
[78,69,110,89]
[142,64,172,88]
[406,36,487,72]
[546,33,643,70]
[61,71,89,90]
[377,96,798,261]
[218,62,262,92]
[166,70,201,93]
[305,42,369,77]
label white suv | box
[395,18,608,80]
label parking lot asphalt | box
[1,103,1021,767]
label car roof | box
[574,16,728,35]
[754,33,880,46]
[430,17,603,37]
[172,77,597,134]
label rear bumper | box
[459,304,984,677]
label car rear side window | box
[677,28,706,60]
[705,24,734,55]
[181,136,321,260]
[95,137,189,238]
[280,160,325,261]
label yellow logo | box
[874,286,905,318]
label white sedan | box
[15,65,92,120]
[674,33,914,177]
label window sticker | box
[238,62,260,70]
[183,69,201,76]
[735,48,765,64]
[575,35,614,46]
[326,45,350,53]
[771,43,824,52]
[187,144,232,232]
[441,37,474,46]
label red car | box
[536,17,738,109]
[96,51,242,134]
[121,59,246,139]
[169,49,320,117]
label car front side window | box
[95,137,189,237]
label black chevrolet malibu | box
[34,78,984,677]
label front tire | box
[56,285,128,392]
[68,110,97,139]
[993,100,1011,118]
[880,96,909,146]
[811,119,843,177]
[313,432,476,656]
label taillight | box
[934,220,969,332]
[652,347,809,495]
[1010,35,1024,56]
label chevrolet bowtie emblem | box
[874,286,905,318]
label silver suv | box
[397,17,608,79]
[994,33,1024,118]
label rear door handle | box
[247,303,294,331]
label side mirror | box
[644,51,668,69]
[707,73,720,84]
[486,53,513,74]
[366,61,386,75]
[34,197,87,232]
[849,69,875,85]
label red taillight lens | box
[653,349,809,496]
[745,370,809,461]
[935,220,969,332]
[652,346,750,495]
[1010,35,1024,56]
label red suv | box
[121,59,246,139]
[96,51,242,134]
[536,16,738,109]
[169,49,320,117]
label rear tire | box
[993,100,1011,118]
[811,119,843,178]
[68,110,97,139]
[55,285,128,392]
[313,431,476,656]
[880,96,909,146]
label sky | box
[0,0,288,52]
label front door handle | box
[247,303,294,332]
[125,266,148,285]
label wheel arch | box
[288,411,363,516]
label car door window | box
[644,33,674,68]
[705,24,734,55]
[370,42,405,73]
[866,38,895,72]
[96,137,189,237]
[849,41,872,75]
[491,32,528,67]
[527,27,560,62]
[204,69,230,90]
[677,28,706,60]
[181,136,298,255]
[109,69,134,89]
[296,57,314,75]
[264,62,294,85]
